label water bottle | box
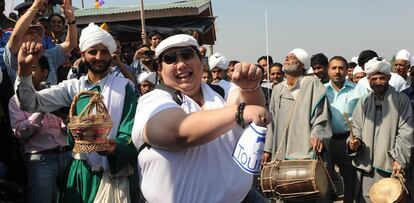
[232,123,267,175]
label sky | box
[11,0,414,63]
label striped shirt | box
[3,44,67,85]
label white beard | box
[283,63,302,75]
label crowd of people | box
[0,0,414,203]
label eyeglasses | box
[161,48,196,64]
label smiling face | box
[269,65,284,85]
[82,44,112,75]
[159,46,202,97]
[49,15,64,33]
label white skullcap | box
[288,48,309,70]
[352,66,365,75]
[209,52,229,70]
[396,49,411,62]
[138,72,157,84]
[365,57,391,76]
[351,57,358,64]
[155,34,199,57]
[79,23,117,54]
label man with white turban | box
[352,66,366,84]
[209,52,229,82]
[14,22,139,203]
[394,49,411,82]
[263,48,333,202]
[208,52,233,99]
[138,71,156,95]
[348,57,414,202]
[357,50,410,92]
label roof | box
[74,0,210,17]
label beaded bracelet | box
[235,102,246,128]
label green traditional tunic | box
[58,85,138,203]
[14,73,138,203]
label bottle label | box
[232,123,266,174]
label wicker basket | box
[67,91,113,153]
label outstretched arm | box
[8,0,47,55]
[59,0,78,55]
[143,104,269,150]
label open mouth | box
[176,72,193,80]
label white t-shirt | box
[358,72,410,92]
[131,83,252,203]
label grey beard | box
[283,63,302,75]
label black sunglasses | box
[161,48,196,64]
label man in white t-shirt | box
[132,34,270,203]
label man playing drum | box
[348,57,414,202]
[263,48,333,202]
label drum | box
[369,177,407,203]
[260,160,329,201]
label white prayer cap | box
[288,48,309,70]
[209,52,229,70]
[352,66,365,75]
[395,49,411,61]
[79,23,117,54]
[364,57,391,76]
[155,34,199,57]
[351,57,358,64]
[138,72,157,84]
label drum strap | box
[272,99,296,162]
[315,151,337,194]
[392,171,409,195]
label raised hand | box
[232,62,262,91]
[32,0,48,14]
[17,41,43,76]
[62,0,75,22]
[111,53,122,66]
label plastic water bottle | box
[232,123,267,175]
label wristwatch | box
[68,19,76,25]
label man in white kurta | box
[348,58,414,202]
